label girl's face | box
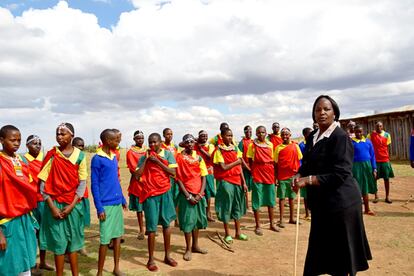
[272,123,280,134]
[198,133,208,144]
[148,136,161,152]
[1,130,21,156]
[256,127,266,142]
[375,122,383,133]
[56,127,73,148]
[355,128,364,140]
[134,135,144,147]
[244,127,252,139]
[314,98,335,130]
[27,139,42,157]
[164,130,173,143]
[281,130,291,144]
[73,140,85,151]
[222,130,233,146]
[183,140,195,152]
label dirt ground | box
[42,156,414,276]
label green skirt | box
[99,205,125,245]
[377,162,394,180]
[82,198,91,227]
[353,161,377,195]
[40,201,84,255]
[170,178,180,207]
[32,201,45,225]
[143,192,176,232]
[277,178,296,199]
[215,180,246,223]
[0,214,38,276]
[129,194,143,212]
[251,182,276,210]
[204,174,216,199]
[300,187,307,199]
[243,169,253,192]
[177,193,207,233]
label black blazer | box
[299,126,361,213]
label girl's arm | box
[177,179,197,205]
[198,147,211,160]
[148,156,176,176]
[0,228,6,251]
[241,157,251,171]
[218,158,241,171]
[240,170,248,192]
[136,156,148,178]
[194,176,207,202]
[40,180,62,219]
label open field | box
[41,151,414,275]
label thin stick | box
[216,231,232,249]
[207,234,235,253]
[294,190,301,276]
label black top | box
[299,126,361,213]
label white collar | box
[313,121,340,145]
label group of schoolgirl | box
[0,123,126,276]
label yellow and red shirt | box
[367,131,391,162]
[267,133,283,150]
[176,151,208,195]
[274,142,302,181]
[126,145,148,198]
[213,144,243,185]
[247,139,275,184]
[194,143,215,175]
[24,151,44,202]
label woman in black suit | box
[293,95,372,276]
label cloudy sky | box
[1,0,414,149]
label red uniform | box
[126,145,148,198]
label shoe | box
[224,235,233,244]
[237,233,248,241]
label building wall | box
[340,111,414,160]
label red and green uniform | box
[247,140,276,210]
[161,141,180,205]
[213,145,246,223]
[38,146,88,255]
[194,142,216,199]
[138,149,177,232]
[127,145,148,212]
[275,142,302,199]
[176,151,208,233]
[238,137,254,191]
[0,152,38,276]
[367,131,394,179]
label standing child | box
[367,121,394,203]
[91,129,126,276]
[176,134,209,261]
[213,128,248,243]
[352,125,377,215]
[126,130,148,240]
[267,122,283,150]
[238,125,254,212]
[25,135,54,271]
[0,125,38,276]
[72,137,90,256]
[136,133,178,272]
[194,130,216,222]
[247,126,279,236]
[38,123,88,276]
[274,128,302,227]
[298,127,312,220]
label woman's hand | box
[98,212,106,221]
[51,205,63,220]
[61,204,75,218]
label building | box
[340,106,414,160]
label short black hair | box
[312,95,340,122]
[354,124,363,130]
[100,129,115,143]
[0,125,19,138]
[72,137,84,146]
[302,127,312,136]
[163,128,172,135]
[133,130,143,137]
[243,125,251,131]
[220,122,229,130]
[256,125,266,132]
[112,128,120,133]
[220,127,232,136]
[149,132,162,142]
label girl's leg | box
[234,219,241,237]
[363,195,375,215]
[147,232,156,267]
[279,199,285,226]
[97,244,108,276]
[68,251,79,276]
[191,229,207,253]
[39,250,54,270]
[112,238,122,275]
[384,179,392,203]
[268,206,279,231]
[54,255,65,276]
[207,198,215,222]
[304,199,309,218]
[137,212,144,237]
[183,232,192,261]
[223,222,231,237]
[163,227,177,266]
[288,198,295,223]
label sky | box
[1,0,414,149]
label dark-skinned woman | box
[293,95,372,276]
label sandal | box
[137,232,145,240]
[254,227,263,236]
[385,198,393,204]
[146,262,158,272]
[224,235,233,244]
[237,233,248,241]
[164,257,178,267]
[270,224,280,232]
[277,221,285,228]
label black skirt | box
[304,203,372,276]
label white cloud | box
[1,0,414,149]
